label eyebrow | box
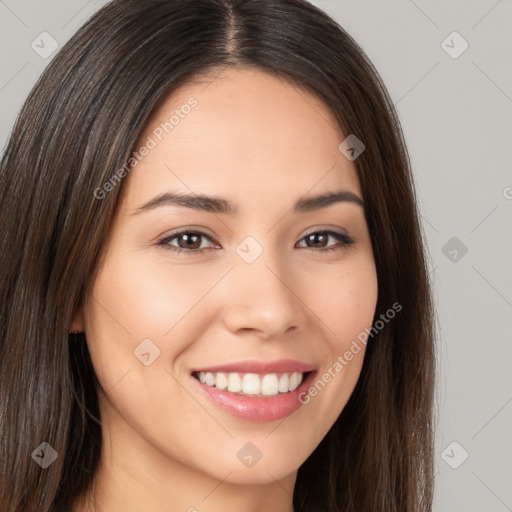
[132,189,364,216]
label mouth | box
[192,370,311,397]
[189,359,317,422]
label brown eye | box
[158,230,217,254]
[173,232,203,250]
[297,230,355,252]
[304,232,329,248]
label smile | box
[190,359,317,422]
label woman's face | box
[76,67,378,487]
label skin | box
[71,67,378,512]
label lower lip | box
[192,371,317,422]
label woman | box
[0,0,437,511]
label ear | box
[70,306,85,334]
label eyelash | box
[156,229,356,255]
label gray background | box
[1,0,511,510]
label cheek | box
[296,258,378,422]
[87,254,219,344]
[309,256,379,353]
[83,251,232,393]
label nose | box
[220,251,305,340]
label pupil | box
[180,233,200,249]
[309,233,326,247]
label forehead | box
[121,67,362,211]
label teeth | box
[215,372,228,390]
[289,371,302,391]
[261,374,279,396]
[205,372,215,387]
[227,372,242,392]
[196,371,305,396]
[278,373,289,392]
[242,373,261,395]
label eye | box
[157,230,218,255]
[295,230,355,252]
[157,229,355,255]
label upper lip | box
[191,359,316,374]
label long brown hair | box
[0,1,437,510]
